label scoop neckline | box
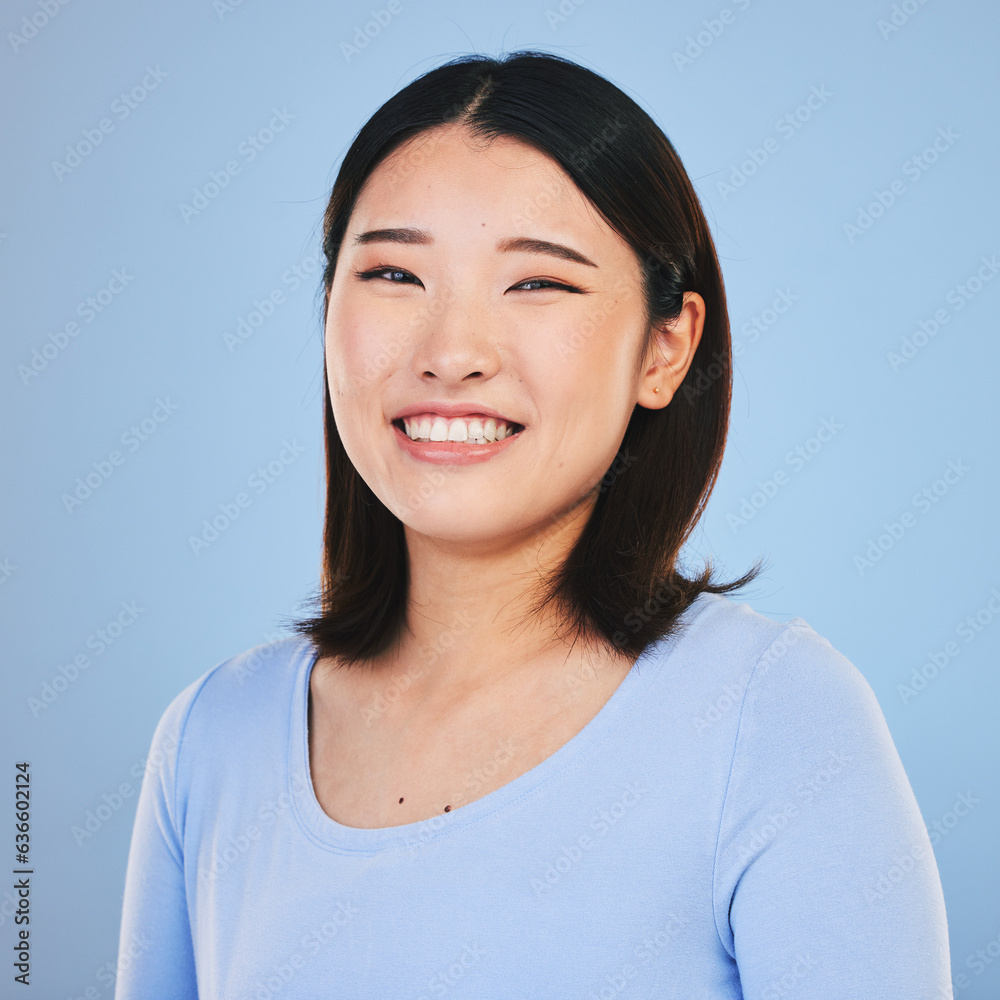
[287,598,708,855]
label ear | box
[636,292,707,410]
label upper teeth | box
[401,414,518,443]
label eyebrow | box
[353,227,598,268]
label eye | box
[353,264,423,286]
[353,265,584,294]
[511,278,584,293]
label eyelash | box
[353,264,582,294]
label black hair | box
[288,49,761,667]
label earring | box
[653,387,660,394]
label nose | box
[408,283,502,384]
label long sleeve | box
[114,682,202,999]
[712,622,953,999]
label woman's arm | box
[114,683,201,999]
[713,622,953,999]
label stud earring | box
[653,387,660,394]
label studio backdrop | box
[1,0,997,996]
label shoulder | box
[661,590,817,687]
[133,636,313,857]
[671,590,807,660]
[684,595,899,800]
[148,635,313,758]
[702,601,948,984]
[665,592,881,740]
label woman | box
[116,50,953,998]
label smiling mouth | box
[392,414,525,444]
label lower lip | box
[392,421,525,465]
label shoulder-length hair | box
[289,49,762,667]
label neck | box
[379,490,602,698]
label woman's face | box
[324,123,695,546]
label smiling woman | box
[115,50,953,999]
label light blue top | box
[115,591,953,998]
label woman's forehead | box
[352,126,621,253]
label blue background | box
[1,0,997,995]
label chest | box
[307,654,634,829]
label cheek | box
[546,323,642,472]
[551,311,640,404]
[324,298,397,399]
